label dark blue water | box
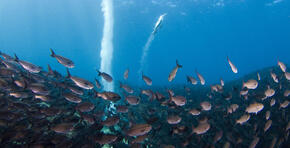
[0,0,289,87]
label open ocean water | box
[0,0,289,147]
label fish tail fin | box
[93,89,98,98]
[176,60,182,68]
[50,48,55,57]
[119,81,122,88]
[47,64,53,72]
[96,70,101,76]
[66,68,71,78]
[14,54,19,62]
[167,90,173,101]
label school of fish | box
[0,51,289,148]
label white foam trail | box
[100,0,114,91]
[138,34,155,74]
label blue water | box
[0,0,289,87]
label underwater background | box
[0,0,290,148]
[1,0,289,87]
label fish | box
[50,48,74,68]
[63,93,82,103]
[155,91,165,100]
[270,98,276,107]
[1,60,20,71]
[97,70,113,82]
[13,78,27,88]
[245,102,264,114]
[227,104,239,114]
[170,95,186,106]
[220,78,225,86]
[270,71,279,83]
[196,70,205,85]
[0,51,289,147]
[9,92,30,98]
[167,115,182,124]
[243,80,258,89]
[47,64,62,78]
[66,68,94,90]
[284,90,290,97]
[142,73,152,86]
[189,109,201,116]
[51,123,74,134]
[186,76,197,85]
[131,134,148,144]
[227,56,238,73]
[286,122,290,131]
[14,54,42,73]
[95,78,102,89]
[97,91,121,102]
[277,60,286,72]
[249,137,259,148]
[213,130,223,143]
[200,101,211,111]
[125,95,140,105]
[120,82,134,94]
[124,68,129,80]
[264,120,272,132]
[285,72,290,80]
[116,105,129,113]
[101,116,120,127]
[236,114,250,124]
[67,85,84,95]
[168,60,182,82]
[76,102,95,112]
[28,83,50,95]
[264,86,275,98]
[240,89,249,96]
[34,95,52,102]
[211,84,223,93]
[280,100,289,109]
[95,134,117,145]
[0,51,14,61]
[269,137,277,148]
[192,120,210,135]
[257,72,261,81]
[126,124,152,137]
[265,111,271,120]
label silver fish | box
[124,68,129,80]
[14,54,41,73]
[196,70,205,85]
[50,48,74,68]
[142,73,152,86]
[168,60,182,82]
[66,68,94,90]
[227,56,238,73]
[97,70,113,83]
[95,78,102,89]
[187,75,197,85]
[120,82,134,94]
